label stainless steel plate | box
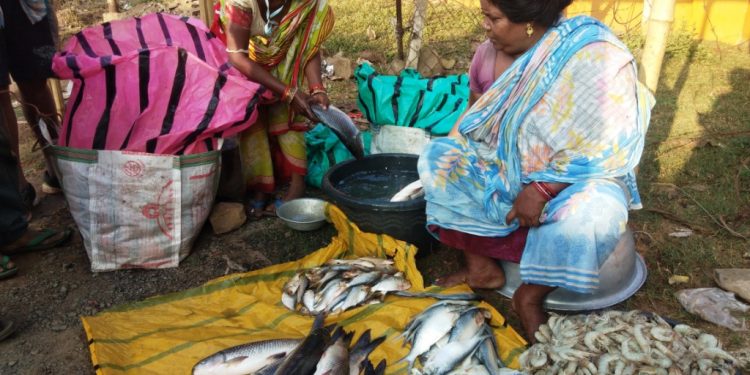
[496,230,648,312]
[277,198,328,231]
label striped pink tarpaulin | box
[52,13,269,155]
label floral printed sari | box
[418,16,654,293]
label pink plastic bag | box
[52,13,267,154]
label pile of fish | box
[519,310,738,374]
[399,300,517,375]
[192,315,387,375]
[281,257,412,315]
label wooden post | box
[639,0,676,93]
[107,0,119,13]
[395,0,404,61]
[405,0,427,68]
[198,0,213,27]
[47,79,64,121]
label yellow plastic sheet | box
[82,204,527,374]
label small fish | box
[371,275,411,294]
[448,308,489,343]
[311,104,365,160]
[192,339,300,375]
[400,303,468,367]
[390,179,424,202]
[282,291,296,311]
[346,271,383,288]
[362,359,387,375]
[336,285,371,313]
[420,334,487,375]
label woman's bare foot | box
[434,251,506,289]
[512,283,556,343]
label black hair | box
[490,0,573,27]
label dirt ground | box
[0,139,497,375]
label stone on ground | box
[714,268,750,302]
[210,202,246,235]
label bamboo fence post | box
[405,0,427,68]
[47,79,64,120]
[639,0,676,93]
[199,0,213,28]
[395,0,404,61]
[107,0,119,13]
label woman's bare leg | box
[435,250,506,289]
[283,172,305,202]
[512,283,556,343]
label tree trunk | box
[639,0,676,93]
[395,0,404,61]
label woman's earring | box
[526,23,534,38]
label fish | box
[348,330,387,375]
[400,304,466,367]
[311,104,365,160]
[274,315,332,375]
[448,307,489,344]
[191,338,300,375]
[313,328,351,375]
[371,275,411,294]
[390,179,424,202]
[362,359,387,375]
[420,334,488,375]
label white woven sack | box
[52,147,219,271]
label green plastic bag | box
[305,124,371,188]
[354,62,470,135]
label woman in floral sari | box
[213,0,334,216]
[418,0,653,341]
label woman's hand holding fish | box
[290,91,319,122]
[308,89,329,110]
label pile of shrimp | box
[519,310,737,375]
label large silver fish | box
[311,104,365,160]
[191,338,301,375]
[348,330,387,375]
[313,328,351,375]
[419,334,487,375]
[274,315,332,375]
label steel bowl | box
[277,198,328,231]
[496,230,647,311]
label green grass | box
[328,0,750,360]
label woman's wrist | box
[308,83,327,97]
[530,181,553,202]
[281,86,298,105]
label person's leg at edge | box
[16,79,61,189]
[435,250,506,289]
[512,283,556,343]
[0,88,29,191]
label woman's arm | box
[225,22,316,120]
[304,52,329,110]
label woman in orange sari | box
[213,0,334,217]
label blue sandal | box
[0,255,18,280]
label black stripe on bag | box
[435,93,448,112]
[392,76,403,124]
[451,81,457,95]
[146,48,187,153]
[184,22,206,61]
[64,56,85,146]
[75,32,97,58]
[426,77,436,91]
[408,89,425,128]
[204,138,214,151]
[92,57,117,150]
[157,13,173,46]
[121,49,151,149]
[135,17,147,50]
[452,97,464,112]
[366,72,377,120]
[102,22,122,55]
[357,73,374,122]
[177,74,227,154]
[138,49,150,112]
[229,86,264,128]
[218,62,231,73]
[180,16,190,22]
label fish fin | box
[224,356,248,365]
[350,329,372,352]
[267,352,287,361]
[373,359,387,375]
[311,313,327,331]
[343,330,354,347]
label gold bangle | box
[285,86,298,105]
[310,89,328,97]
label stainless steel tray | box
[496,230,647,312]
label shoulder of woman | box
[568,41,634,75]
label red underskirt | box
[428,225,529,263]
